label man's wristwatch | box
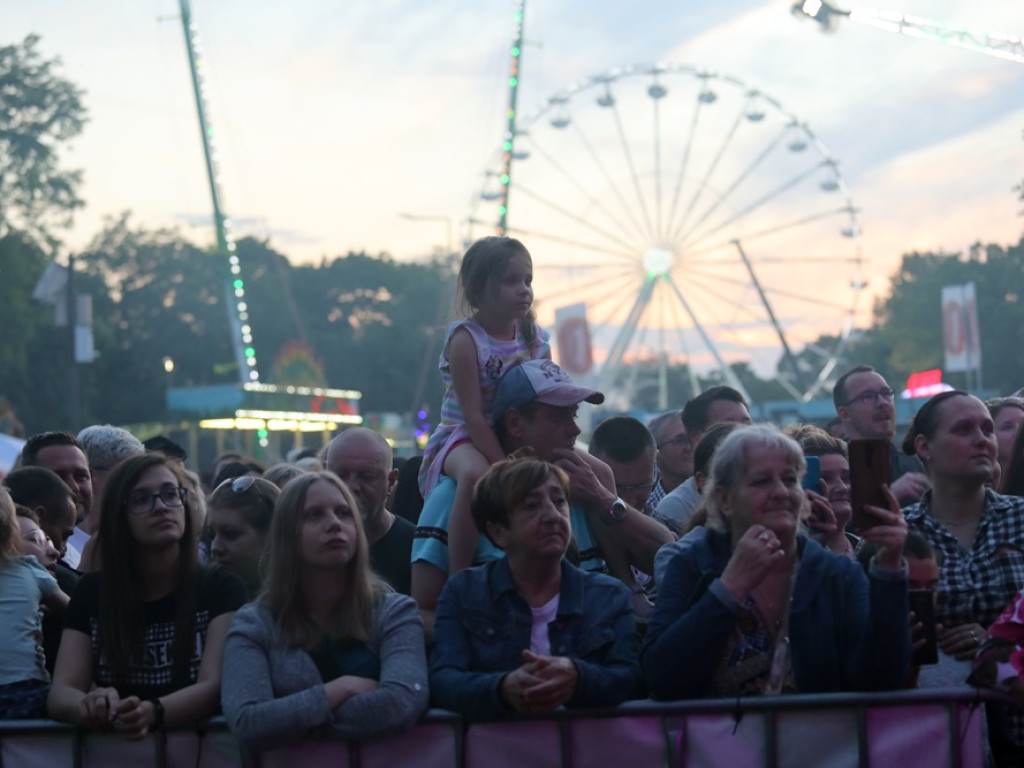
[609,496,628,521]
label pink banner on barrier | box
[568,715,665,765]
[867,705,986,768]
[683,713,767,765]
[777,709,858,768]
[466,721,562,768]
[0,697,996,767]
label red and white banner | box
[554,303,593,378]
[941,282,981,374]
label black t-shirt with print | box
[64,565,246,699]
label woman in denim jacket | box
[429,455,642,716]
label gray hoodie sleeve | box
[221,595,429,751]
[221,603,334,750]
[325,593,430,739]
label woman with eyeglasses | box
[208,476,280,598]
[47,453,247,739]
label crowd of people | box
[0,236,1022,764]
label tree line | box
[1,34,1022,434]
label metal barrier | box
[0,688,1002,768]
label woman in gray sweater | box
[221,472,428,751]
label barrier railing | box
[0,687,1005,768]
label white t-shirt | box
[529,594,560,655]
[64,529,89,569]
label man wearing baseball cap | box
[412,359,673,636]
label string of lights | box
[497,0,525,235]
[180,0,262,386]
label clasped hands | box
[78,688,158,740]
[499,650,580,713]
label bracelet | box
[146,698,165,729]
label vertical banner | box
[554,303,593,378]
[942,282,981,374]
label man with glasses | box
[647,411,693,512]
[589,416,677,615]
[657,386,752,533]
[833,365,928,504]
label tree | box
[805,239,1024,396]
[0,35,86,246]
[74,213,238,425]
[0,232,62,431]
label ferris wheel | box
[468,63,866,408]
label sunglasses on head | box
[216,475,257,494]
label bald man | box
[325,427,414,594]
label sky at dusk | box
[7,0,1024,382]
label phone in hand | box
[802,455,821,492]
[848,439,891,532]
[909,589,939,665]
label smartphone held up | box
[848,439,891,532]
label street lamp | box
[162,357,175,410]
[398,212,453,257]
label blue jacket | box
[429,558,642,717]
[642,530,910,699]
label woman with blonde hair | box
[221,472,427,750]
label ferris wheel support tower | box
[793,0,1024,64]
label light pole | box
[398,212,453,256]
[398,213,459,438]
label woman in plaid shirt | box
[902,391,1024,661]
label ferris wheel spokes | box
[684,266,848,312]
[600,278,658,392]
[505,223,636,260]
[669,123,792,247]
[666,92,749,246]
[682,205,860,261]
[664,109,702,245]
[675,160,829,254]
[532,262,639,310]
[520,138,649,250]
[608,102,659,243]
[665,275,750,399]
[512,183,644,256]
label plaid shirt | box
[647,474,668,510]
[645,475,684,539]
[905,489,1024,628]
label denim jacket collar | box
[486,557,585,616]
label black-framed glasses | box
[124,486,188,515]
[656,436,691,451]
[841,387,895,407]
